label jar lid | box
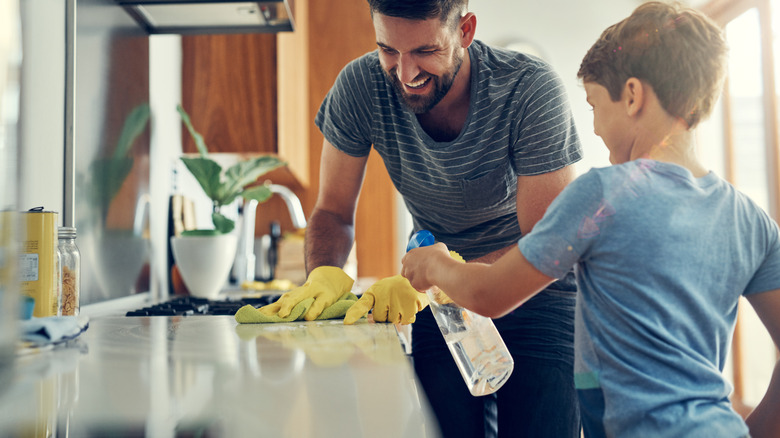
[58,226,77,238]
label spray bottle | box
[407,230,514,396]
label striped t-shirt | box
[315,40,582,260]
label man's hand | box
[259,266,354,321]
[344,275,429,325]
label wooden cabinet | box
[182,34,278,156]
[278,0,399,279]
[182,0,399,280]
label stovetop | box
[125,294,281,317]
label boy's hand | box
[401,242,452,291]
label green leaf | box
[181,229,223,236]
[212,180,239,206]
[114,104,151,160]
[176,104,287,231]
[223,156,285,196]
[241,185,273,203]
[212,212,235,234]
[90,157,134,218]
[177,104,209,156]
[181,157,223,201]
[87,103,150,220]
[216,190,240,207]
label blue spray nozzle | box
[406,230,435,252]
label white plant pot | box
[171,233,238,299]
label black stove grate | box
[126,295,281,317]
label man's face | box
[584,82,632,164]
[373,13,464,114]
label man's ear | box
[459,12,477,48]
[623,77,644,117]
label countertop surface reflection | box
[0,315,440,437]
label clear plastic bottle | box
[57,227,80,316]
[407,230,514,396]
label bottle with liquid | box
[57,227,80,316]
[407,230,514,396]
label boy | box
[401,2,780,437]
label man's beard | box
[387,52,463,114]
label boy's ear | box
[623,77,645,117]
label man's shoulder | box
[330,50,388,98]
[341,50,381,77]
[471,39,555,77]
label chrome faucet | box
[232,184,307,284]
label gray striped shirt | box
[316,40,582,260]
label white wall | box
[468,0,640,173]
[18,0,65,214]
[149,35,182,299]
[469,0,712,173]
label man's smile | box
[404,76,431,90]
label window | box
[698,0,780,415]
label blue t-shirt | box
[315,40,582,260]
[518,159,780,437]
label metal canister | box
[20,208,59,317]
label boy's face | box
[373,13,465,114]
[584,82,632,164]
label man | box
[261,0,582,436]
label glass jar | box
[58,227,80,316]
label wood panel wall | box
[300,0,399,279]
[181,34,277,155]
[182,0,399,280]
[181,33,303,237]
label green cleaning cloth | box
[235,292,362,323]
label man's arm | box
[467,165,577,265]
[745,289,780,437]
[516,165,578,235]
[305,139,369,274]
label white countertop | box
[0,314,441,437]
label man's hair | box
[578,1,727,128]
[366,0,468,29]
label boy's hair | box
[366,0,468,30]
[578,1,727,128]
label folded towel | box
[235,292,361,323]
[20,315,90,345]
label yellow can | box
[20,209,59,317]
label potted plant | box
[83,103,152,299]
[171,105,285,298]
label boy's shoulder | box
[574,159,725,203]
[575,160,649,185]
[582,159,702,184]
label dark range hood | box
[115,0,295,35]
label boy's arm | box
[402,244,556,318]
[744,289,780,437]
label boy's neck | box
[632,115,708,178]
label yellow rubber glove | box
[344,275,429,325]
[258,266,354,321]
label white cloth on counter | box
[20,315,89,345]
